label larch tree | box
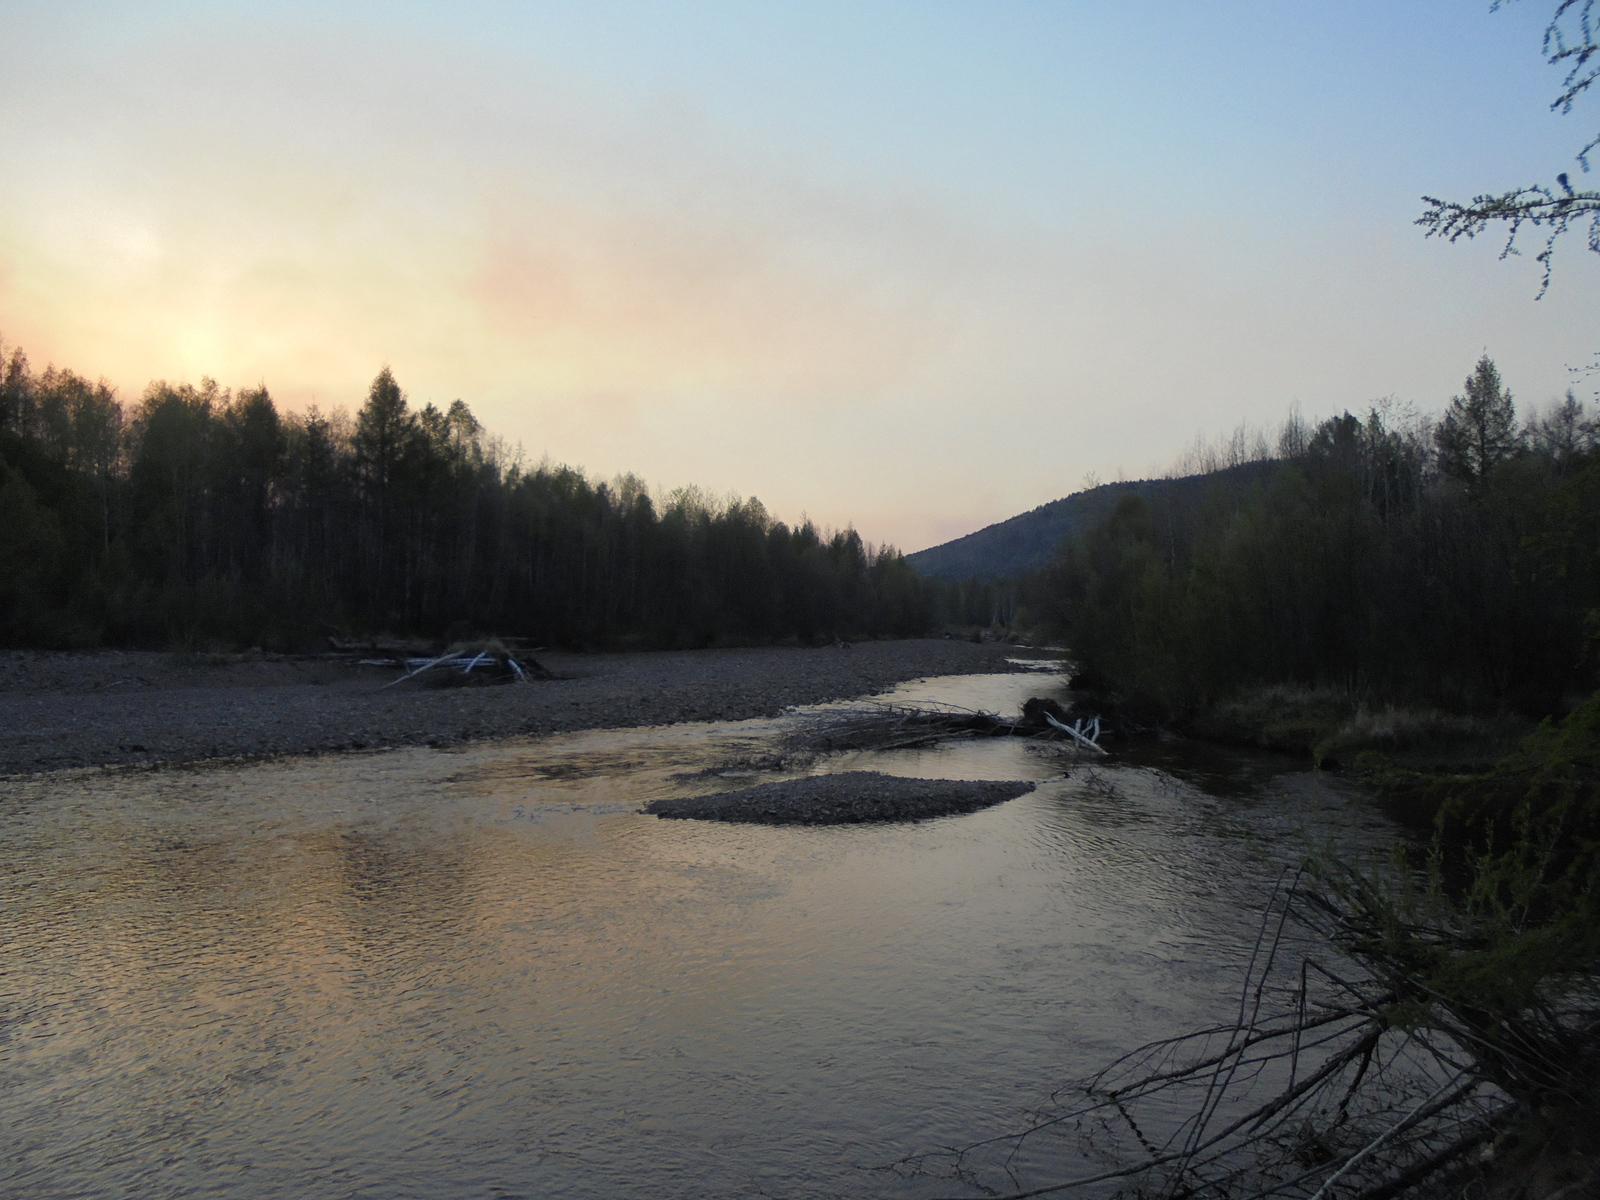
[1437,354,1521,483]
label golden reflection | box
[0,713,1394,1199]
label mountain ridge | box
[908,462,1276,580]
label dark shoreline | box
[0,640,1051,777]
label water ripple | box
[0,672,1396,1199]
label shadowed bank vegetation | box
[1039,362,1600,726]
[0,340,931,649]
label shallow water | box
[1,671,1398,1199]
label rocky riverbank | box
[0,640,1048,776]
[645,770,1037,825]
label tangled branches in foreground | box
[892,861,1598,1200]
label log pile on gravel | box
[644,770,1036,825]
[381,639,553,688]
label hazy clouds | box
[3,2,1597,550]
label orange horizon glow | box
[5,3,1599,552]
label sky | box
[2,1,1598,552]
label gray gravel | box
[645,770,1037,825]
[0,640,1040,777]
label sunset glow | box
[5,1,1598,550]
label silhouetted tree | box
[1437,355,1520,484]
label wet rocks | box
[644,770,1036,825]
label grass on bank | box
[1188,682,1524,770]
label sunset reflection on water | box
[2,675,1396,1199]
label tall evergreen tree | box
[1436,354,1520,484]
[354,367,411,507]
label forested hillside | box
[0,341,932,649]
[1044,360,1600,716]
[906,462,1277,581]
[907,485,1139,581]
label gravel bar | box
[645,770,1037,825]
[0,640,1046,777]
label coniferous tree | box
[1436,355,1520,484]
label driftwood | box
[1044,710,1107,754]
[380,640,550,688]
[310,634,550,685]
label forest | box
[7,329,1597,738]
[1033,356,1600,722]
[0,339,934,650]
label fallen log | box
[382,640,552,688]
[1044,710,1108,754]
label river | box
[1,665,1399,1199]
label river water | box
[2,666,1399,1199]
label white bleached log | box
[383,650,456,688]
[1044,710,1108,754]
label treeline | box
[1042,356,1600,715]
[0,341,933,649]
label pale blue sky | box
[3,2,1595,549]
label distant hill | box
[908,462,1276,581]
[908,482,1156,581]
